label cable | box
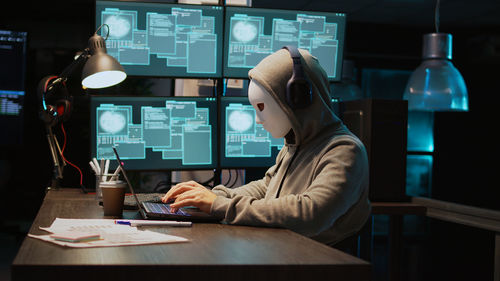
[228,169,240,188]
[95,23,110,40]
[435,0,440,33]
[60,123,83,186]
[223,169,232,186]
[226,169,234,187]
[60,122,67,153]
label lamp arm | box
[49,48,91,90]
[45,124,64,181]
[56,24,110,85]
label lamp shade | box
[403,33,468,111]
[81,33,126,89]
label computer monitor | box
[223,7,346,81]
[95,1,224,78]
[220,96,284,168]
[0,30,27,146]
[90,96,218,170]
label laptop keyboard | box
[143,202,191,216]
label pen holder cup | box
[95,173,117,200]
[101,180,126,217]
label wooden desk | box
[11,188,371,281]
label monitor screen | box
[220,96,284,168]
[95,1,224,78]
[90,96,218,170]
[223,7,346,81]
[0,30,27,145]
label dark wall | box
[0,4,499,281]
[0,1,95,219]
[432,27,499,210]
[346,23,500,210]
[1,0,498,216]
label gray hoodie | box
[210,48,371,245]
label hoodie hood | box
[248,48,342,146]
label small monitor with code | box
[0,29,27,146]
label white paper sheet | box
[30,218,189,248]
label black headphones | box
[282,45,312,109]
[37,75,72,126]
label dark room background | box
[1,1,499,281]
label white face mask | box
[248,80,292,138]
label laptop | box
[112,147,221,223]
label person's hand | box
[162,181,217,213]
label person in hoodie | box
[162,46,370,246]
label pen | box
[114,220,192,227]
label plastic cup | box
[101,181,126,217]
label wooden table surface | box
[11,188,371,281]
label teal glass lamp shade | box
[403,33,469,111]
[81,33,126,89]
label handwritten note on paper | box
[29,218,189,248]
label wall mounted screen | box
[220,96,284,168]
[0,30,27,145]
[95,1,224,78]
[90,96,218,170]
[223,7,346,81]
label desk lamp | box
[403,0,469,111]
[38,24,126,190]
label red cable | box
[60,123,83,185]
[60,123,67,154]
[61,123,67,153]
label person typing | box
[163,46,370,246]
